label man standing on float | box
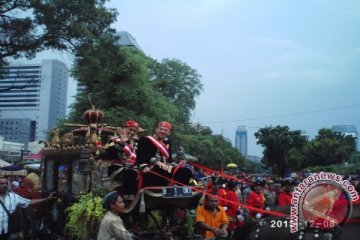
[137,121,173,187]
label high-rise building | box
[116,31,143,51]
[0,118,35,148]
[235,125,247,156]
[0,59,69,144]
[331,125,359,151]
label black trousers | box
[0,230,9,240]
[142,165,172,187]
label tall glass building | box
[0,59,68,145]
[235,125,247,156]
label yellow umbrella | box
[226,163,238,168]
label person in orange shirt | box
[246,180,266,219]
[195,192,229,239]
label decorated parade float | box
[37,106,203,240]
[4,106,360,240]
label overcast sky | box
[104,0,360,156]
[30,0,360,156]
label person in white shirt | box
[0,177,55,239]
[97,191,135,240]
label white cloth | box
[0,192,31,234]
[97,211,134,240]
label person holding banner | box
[137,121,174,187]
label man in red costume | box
[277,179,295,207]
[246,180,266,219]
[217,180,227,207]
[225,181,244,234]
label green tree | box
[286,147,305,170]
[0,0,117,69]
[176,125,245,170]
[243,160,266,174]
[68,35,177,130]
[64,24,239,170]
[255,125,308,176]
[149,58,203,125]
[303,128,356,167]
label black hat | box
[103,191,120,209]
[253,179,266,187]
[176,151,185,160]
[281,179,296,186]
[227,181,237,190]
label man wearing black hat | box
[97,191,135,240]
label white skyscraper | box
[0,59,68,144]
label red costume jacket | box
[277,191,292,207]
[217,188,227,207]
[246,191,265,217]
[225,189,241,230]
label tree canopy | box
[149,58,203,124]
[255,125,357,176]
[174,124,245,170]
[68,37,176,130]
[303,128,356,167]
[0,0,117,69]
[255,125,308,176]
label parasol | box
[226,163,238,168]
